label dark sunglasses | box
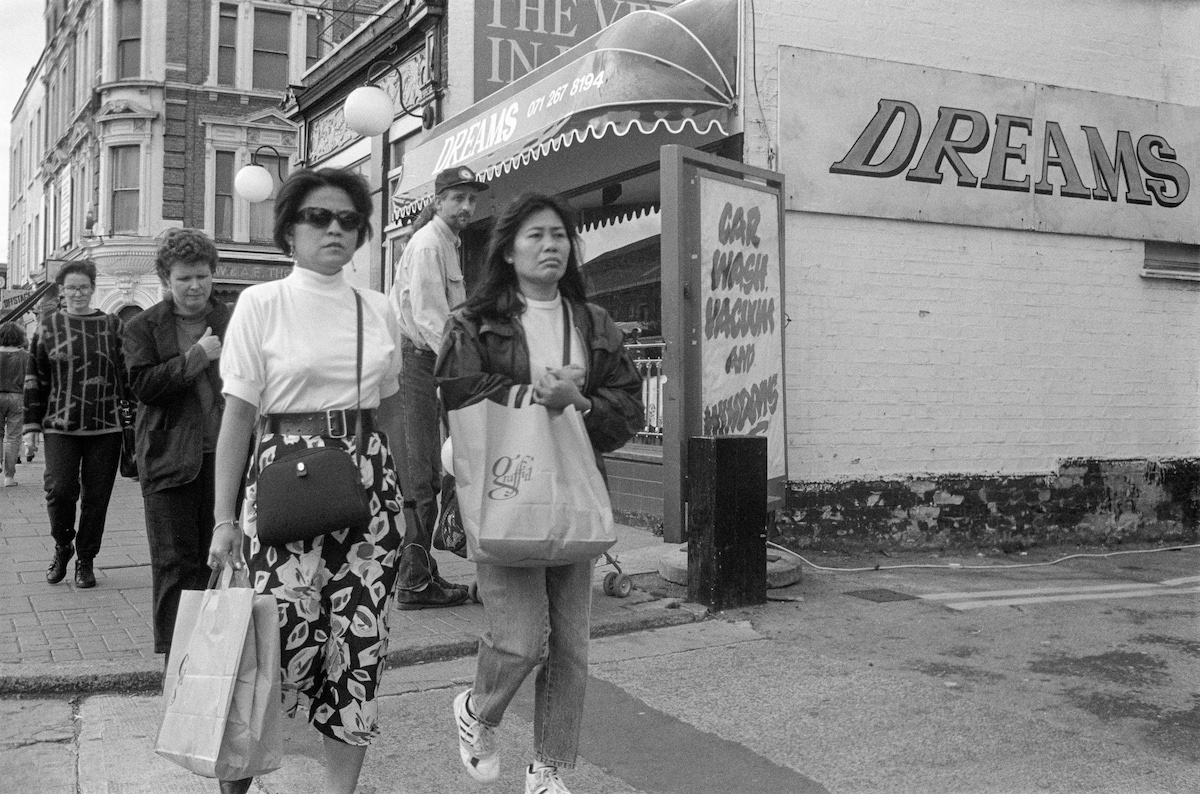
[295,207,365,231]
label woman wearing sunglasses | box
[207,168,405,794]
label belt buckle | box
[325,409,348,438]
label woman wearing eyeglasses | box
[206,168,404,794]
[24,260,131,589]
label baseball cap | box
[435,166,489,195]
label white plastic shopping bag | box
[449,386,616,566]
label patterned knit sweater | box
[24,310,127,435]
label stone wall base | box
[775,458,1200,552]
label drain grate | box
[844,588,918,603]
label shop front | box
[756,1,1200,549]
[388,0,744,533]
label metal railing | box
[626,341,664,445]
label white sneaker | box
[525,765,572,794]
[453,689,499,783]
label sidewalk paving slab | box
[1,456,703,695]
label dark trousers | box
[143,453,216,654]
[43,432,123,560]
[395,340,443,589]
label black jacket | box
[123,297,231,495]
[436,299,644,461]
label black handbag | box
[117,400,138,479]
[432,474,467,558]
[253,291,372,545]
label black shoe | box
[218,778,253,794]
[395,580,472,610]
[74,558,96,589]
[46,544,73,584]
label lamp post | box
[234,144,286,203]
[343,60,432,138]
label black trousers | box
[142,453,216,654]
[43,432,122,560]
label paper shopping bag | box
[449,387,616,566]
[156,566,282,780]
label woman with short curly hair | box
[123,227,230,659]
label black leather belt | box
[264,409,375,438]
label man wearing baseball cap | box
[387,166,487,608]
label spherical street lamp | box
[343,61,430,138]
[344,84,395,137]
[233,145,285,203]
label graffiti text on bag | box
[489,455,534,499]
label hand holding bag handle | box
[253,291,371,545]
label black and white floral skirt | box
[240,429,403,746]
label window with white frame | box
[217,3,238,86]
[249,152,288,242]
[77,28,90,108]
[305,13,324,70]
[110,145,140,234]
[211,4,325,91]
[214,151,236,240]
[115,0,142,80]
[252,8,289,90]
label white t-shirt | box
[221,267,402,413]
[520,294,587,384]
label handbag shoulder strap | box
[353,289,363,466]
[561,298,572,367]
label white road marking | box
[1159,574,1200,587]
[942,585,1200,611]
[920,583,1161,601]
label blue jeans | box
[42,431,123,560]
[142,452,216,654]
[471,559,594,769]
[0,392,21,479]
[395,340,442,589]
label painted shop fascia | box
[769,39,1200,551]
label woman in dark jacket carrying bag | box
[123,228,230,660]
[436,193,643,794]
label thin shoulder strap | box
[354,289,363,466]
[561,299,572,367]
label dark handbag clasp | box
[326,409,348,438]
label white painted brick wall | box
[741,0,1200,479]
[785,214,1200,480]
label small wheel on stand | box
[602,571,619,597]
[468,581,481,604]
[613,573,633,598]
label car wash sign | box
[779,47,1199,244]
[698,176,786,483]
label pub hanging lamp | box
[343,60,427,137]
[233,144,285,203]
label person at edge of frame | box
[0,321,28,487]
[385,165,489,609]
[436,192,644,794]
[123,228,230,662]
[24,260,131,589]
[207,167,407,794]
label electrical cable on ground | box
[766,540,1200,574]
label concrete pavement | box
[5,544,1199,793]
[0,455,704,694]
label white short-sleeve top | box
[221,267,402,413]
